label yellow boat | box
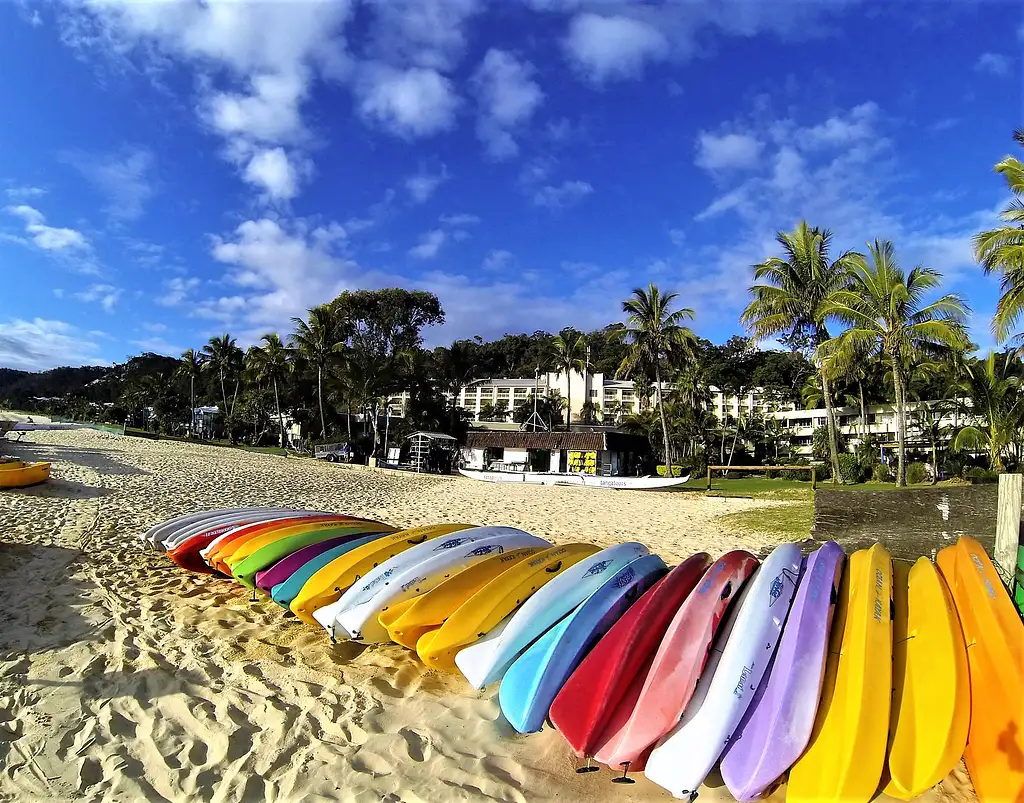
[937,536,1024,803]
[0,461,50,488]
[380,547,544,649]
[787,543,893,803]
[289,524,473,624]
[0,460,25,469]
[223,518,392,571]
[208,516,357,573]
[416,543,599,673]
[883,557,969,799]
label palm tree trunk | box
[931,441,938,485]
[858,380,867,441]
[893,366,908,487]
[820,374,843,484]
[566,373,571,429]
[317,367,327,439]
[219,369,228,416]
[655,364,673,476]
[189,375,195,436]
[273,377,284,448]
[230,379,239,419]
[346,394,353,439]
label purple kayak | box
[719,540,845,801]
[254,533,376,594]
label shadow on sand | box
[3,442,150,477]
[0,542,98,662]
[9,479,116,500]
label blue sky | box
[0,0,1020,371]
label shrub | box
[965,467,999,484]
[837,453,864,484]
[657,465,689,477]
[872,463,893,483]
[905,462,929,485]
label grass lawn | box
[717,504,815,542]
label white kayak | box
[333,529,550,643]
[455,541,650,689]
[644,542,802,800]
[142,507,248,548]
[165,509,331,552]
[312,526,537,637]
[156,507,294,550]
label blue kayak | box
[270,532,390,609]
[498,552,668,734]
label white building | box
[387,370,967,458]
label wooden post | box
[707,464,712,491]
[811,467,817,491]
[994,473,1022,589]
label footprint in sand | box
[397,726,432,763]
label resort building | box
[387,369,967,459]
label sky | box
[0,0,1020,372]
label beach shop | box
[461,430,651,476]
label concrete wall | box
[812,484,998,560]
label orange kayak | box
[937,536,1024,803]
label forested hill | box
[0,354,180,409]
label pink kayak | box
[592,549,759,773]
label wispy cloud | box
[408,229,446,259]
[156,276,200,307]
[974,52,1011,76]
[0,317,105,371]
[3,204,91,254]
[4,185,47,201]
[405,164,450,204]
[533,180,594,210]
[63,146,155,221]
[470,48,544,160]
[75,283,122,312]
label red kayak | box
[169,515,349,574]
[591,549,759,773]
[549,552,713,759]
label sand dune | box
[0,428,977,803]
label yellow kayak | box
[937,536,1024,803]
[380,546,544,649]
[884,557,969,799]
[416,543,599,673]
[787,543,892,803]
[289,524,473,624]
[0,460,25,470]
[0,461,50,488]
[224,518,391,571]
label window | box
[621,390,634,399]
[589,389,598,397]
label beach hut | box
[407,431,458,473]
[461,431,651,476]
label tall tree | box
[619,283,696,476]
[820,239,970,486]
[201,334,243,420]
[290,305,341,440]
[177,348,203,435]
[432,340,482,433]
[742,221,860,483]
[549,332,587,428]
[973,129,1024,342]
[245,333,291,448]
[333,289,444,454]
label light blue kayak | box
[498,552,668,734]
[270,532,390,609]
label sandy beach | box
[0,427,977,803]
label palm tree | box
[908,400,953,485]
[820,240,970,486]
[619,283,697,477]
[245,334,291,448]
[201,334,243,419]
[742,221,861,484]
[973,130,1024,342]
[951,352,1024,473]
[177,348,203,435]
[290,305,342,439]
[550,333,587,428]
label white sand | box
[0,428,976,803]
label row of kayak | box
[141,508,1023,802]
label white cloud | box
[74,283,122,312]
[669,228,686,247]
[564,13,669,82]
[0,318,105,371]
[60,1,354,203]
[142,322,167,333]
[796,102,879,149]
[482,249,514,271]
[5,185,46,201]
[356,63,460,138]
[64,146,154,221]
[408,229,446,259]
[130,336,183,356]
[974,52,1011,76]
[361,0,482,71]
[439,213,480,226]
[405,164,450,203]
[243,147,308,202]
[533,180,594,210]
[53,288,65,299]
[471,48,544,159]
[695,132,764,171]
[4,204,89,251]
[156,276,200,307]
